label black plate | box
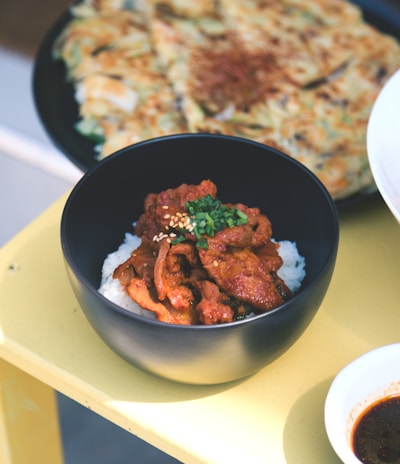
[33,0,400,199]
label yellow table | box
[0,192,399,464]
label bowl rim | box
[61,133,339,329]
[367,68,400,223]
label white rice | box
[98,233,306,317]
[99,233,155,318]
[275,240,306,293]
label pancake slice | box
[52,0,400,200]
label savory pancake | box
[52,0,400,199]
[53,3,187,157]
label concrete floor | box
[57,392,182,464]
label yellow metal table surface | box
[0,192,399,464]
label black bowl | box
[61,134,339,384]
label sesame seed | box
[162,205,169,209]
[164,214,171,219]
[153,231,170,242]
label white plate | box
[367,69,400,223]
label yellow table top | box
[0,192,399,464]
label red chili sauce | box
[352,396,400,464]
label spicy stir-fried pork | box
[113,180,292,325]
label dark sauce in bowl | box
[353,396,400,464]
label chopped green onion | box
[75,118,105,144]
[183,194,248,249]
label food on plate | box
[52,0,400,200]
[99,180,306,325]
[52,3,187,154]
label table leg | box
[0,359,64,464]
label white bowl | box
[324,343,400,464]
[367,69,400,223]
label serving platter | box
[33,0,400,206]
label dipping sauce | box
[352,396,400,464]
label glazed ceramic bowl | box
[367,69,400,224]
[61,134,339,385]
[325,344,400,464]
